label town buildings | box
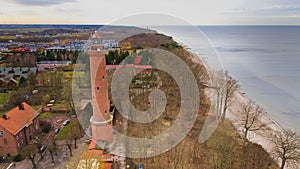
[6,53,36,67]
[0,102,40,156]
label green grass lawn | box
[56,119,80,140]
[0,110,10,117]
[38,112,59,120]
[32,105,42,110]
[53,102,64,109]
[0,93,11,105]
[63,71,73,79]
[0,93,11,116]
[0,36,16,40]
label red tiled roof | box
[89,140,97,150]
[106,64,152,70]
[134,55,143,64]
[0,102,38,135]
[104,163,112,169]
[94,32,101,39]
[81,149,114,162]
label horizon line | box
[1,23,300,26]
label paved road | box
[11,136,88,169]
[0,162,11,169]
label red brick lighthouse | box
[88,32,113,143]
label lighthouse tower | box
[88,32,113,143]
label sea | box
[152,26,300,131]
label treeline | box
[0,69,73,112]
[37,50,79,63]
[105,50,130,65]
[105,50,153,65]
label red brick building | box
[89,49,113,143]
[0,102,40,156]
[6,53,36,67]
[77,32,115,169]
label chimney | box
[19,103,25,110]
[2,115,10,120]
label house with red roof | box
[0,102,40,156]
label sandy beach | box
[187,47,298,169]
[226,91,299,169]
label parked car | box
[63,120,70,126]
[85,138,92,143]
[0,156,4,163]
[40,145,47,153]
[71,115,77,118]
[54,128,60,134]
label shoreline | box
[226,90,300,169]
[226,91,283,151]
[185,47,295,168]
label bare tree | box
[209,70,239,122]
[66,140,73,157]
[62,79,76,114]
[270,129,300,169]
[209,70,227,118]
[238,100,267,146]
[48,144,57,164]
[222,72,239,121]
[36,140,44,160]
[21,144,38,169]
[70,124,82,149]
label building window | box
[22,139,24,144]
[97,87,100,91]
[102,76,104,80]
[4,138,8,144]
[17,143,20,148]
[20,132,22,137]
[16,135,18,140]
[0,131,3,137]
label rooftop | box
[0,102,39,135]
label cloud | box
[10,0,77,6]
[19,10,39,16]
[224,4,300,16]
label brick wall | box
[0,126,18,156]
[0,118,40,156]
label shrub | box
[42,124,51,133]
[13,154,21,162]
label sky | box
[0,0,300,25]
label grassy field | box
[56,119,80,140]
[0,93,11,105]
[53,103,64,109]
[0,93,11,116]
[32,105,42,110]
[63,71,73,80]
[38,112,59,120]
[0,110,10,117]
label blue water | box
[155,26,300,131]
[201,26,300,131]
